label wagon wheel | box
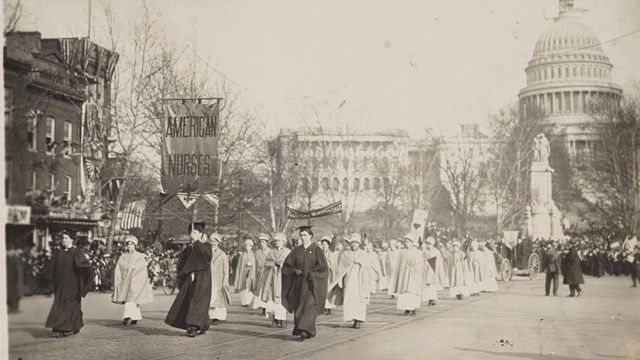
[500,258,512,282]
[528,253,541,280]
[162,276,176,295]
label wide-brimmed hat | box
[320,235,332,245]
[425,236,435,246]
[452,241,461,248]
[209,233,222,244]
[258,233,270,241]
[347,233,362,244]
[273,233,287,242]
[403,233,415,242]
[244,239,255,246]
[124,235,138,246]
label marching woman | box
[421,237,445,306]
[45,230,93,338]
[390,234,424,315]
[112,235,154,326]
[255,232,291,327]
[234,238,257,307]
[320,235,337,315]
[208,233,231,325]
[448,241,467,299]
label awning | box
[35,216,99,234]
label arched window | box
[333,178,340,191]
[46,116,56,155]
[580,67,584,77]
[321,178,329,191]
[352,178,360,192]
[343,178,348,193]
[565,67,569,78]
[364,178,370,191]
[573,67,577,77]
[374,178,381,191]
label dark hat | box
[58,229,75,239]
[296,225,313,234]
[188,222,206,233]
[320,238,332,246]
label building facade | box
[4,32,118,248]
[518,0,622,162]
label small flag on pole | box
[119,200,146,230]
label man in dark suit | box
[542,240,561,296]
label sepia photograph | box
[2,0,640,359]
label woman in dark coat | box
[165,223,212,337]
[45,230,93,338]
[562,241,584,297]
[281,225,328,341]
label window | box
[65,176,72,202]
[46,116,56,155]
[49,173,56,190]
[352,178,360,192]
[364,178,370,191]
[26,111,37,151]
[342,178,348,193]
[32,171,37,190]
[62,121,72,157]
[374,178,381,191]
[321,178,329,192]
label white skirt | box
[266,301,288,320]
[422,285,438,301]
[252,295,267,309]
[325,298,336,309]
[378,277,389,291]
[396,293,420,310]
[239,289,254,306]
[208,306,227,320]
[123,302,142,320]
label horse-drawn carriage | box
[494,238,544,282]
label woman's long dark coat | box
[562,246,585,285]
[45,247,93,332]
[281,243,328,336]
[165,241,212,331]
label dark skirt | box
[165,269,211,331]
[45,297,84,332]
[293,292,318,337]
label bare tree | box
[3,0,22,35]
[586,90,640,234]
[484,104,544,233]
[437,132,488,237]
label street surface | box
[7,275,640,360]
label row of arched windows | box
[528,64,610,84]
[299,177,390,193]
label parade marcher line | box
[272,292,496,360]
[142,301,401,360]
[143,293,494,360]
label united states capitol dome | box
[532,10,608,62]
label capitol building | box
[519,0,622,163]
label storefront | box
[5,205,35,249]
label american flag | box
[119,200,146,230]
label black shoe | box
[545,294,549,296]
[271,319,277,328]
[404,310,410,315]
[577,290,583,297]
[279,320,285,328]
[410,310,416,316]
[122,317,132,326]
[300,332,309,341]
[428,300,436,306]
[131,320,138,325]
[326,309,332,315]
[211,319,220,325]
[262,308,267,316]
[567,294,575,297]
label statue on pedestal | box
[533,133,550,163]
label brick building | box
[4,32,118,249]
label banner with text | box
[161,101,220,201]
[287,201,342,220]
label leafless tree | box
[3,0,22,35]
[586,88,640,234]
[484,103,544,233]
[437,132,488,237]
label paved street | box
[7,275,640,360]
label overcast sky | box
[11,0,640,136]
